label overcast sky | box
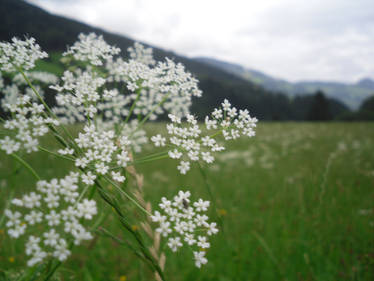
[27,0,374,83]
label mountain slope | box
[196,57,374,110]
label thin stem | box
[18,69,54,118]
[109,151,170,170]
[197,162,225,233]
[133,154,169,164]
[98,227,149,264]
[11,153,41,180]
[137,92,171,130]
[135,150,170,161]
[18,68,77,145]
[124,89,142,124]
[38,146,75,162]
[43,261,62,281]
[43,241,74,281]
[103,176,152,216]
[94,180,165,280]
[74,183,91,208]
[116,89,142,135]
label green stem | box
[42,240,74,281]
[103,176,152,216]
[38,146,75,162]
[19,69,54,118]
[136,92,171,130]
[18,68,77,145]
[11,153,40,180]
[98,227,149,265]
[136,150,170,161]
[94,180,165,280]
[116,88,142,135]
[43,261,62,281]
[124,89,142,124]
[133,153,169,164]
[197,162,225,233]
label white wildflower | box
[152,191,218,267]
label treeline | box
[337,95,374,121]
[193,80,350,121]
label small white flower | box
[184,233,196,245]
[156,221,172,237]
[111,171,126,182]
[151,134,166,147]
[197,236,210,249]
[193,251,208,268]
[168,114,181,124]
[207,222,219,236]
[77,199,97,220]
[25,211,43,225]
[151,211,166,223]
[195,214,209,227]
[221,99,231,111]
[95,162,109,175]
[53,238,71,261]
[81,171,96,185]
[177,161,190,174]
[193,199,210,212]
[168,149,182,159]
[117,151,130,167]
[45,210,61,226]
[43,229,59,246]
[167,237,183,252]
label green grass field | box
[1,122,373,281]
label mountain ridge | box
[195,57,374,110]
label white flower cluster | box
[0,37,48,72]
[1,71,58,111]
[119,119,148,153]
[205,99,258,140]
[51,69,106,119]
[127,42,155,66]
[151,191,218,268]
[0,95,59,154]
[151,99,257,174]
[4,172,97,266]
[105,48,202,119]
[63,33,120,66]
[69,124,130,182]
[50,35,203,154]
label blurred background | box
[1,1,374,280]
[1,0,374,120]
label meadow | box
[1,122,373,281]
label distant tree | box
[360,95,374,112]
[307,90,332,121]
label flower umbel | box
[5,172,97,266]
[151,190,218,268]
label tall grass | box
[1,122,373,280]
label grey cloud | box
[25,0,374,82]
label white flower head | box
[5,172,98,266]
[152,190,218,268]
